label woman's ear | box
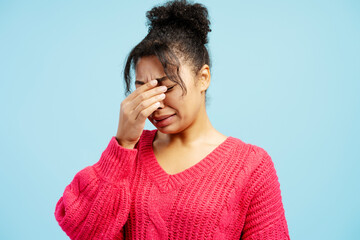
[199,64,211,92]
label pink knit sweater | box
[54,129,290,239]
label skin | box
[135,55,228,174]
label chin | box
[155,125,178,135]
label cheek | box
[166,90,181,102]
[165,95,178,107]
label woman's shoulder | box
[228,136,274,174]
[228,135,270,155]
[224,137,278,198]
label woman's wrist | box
[115,136,136,149]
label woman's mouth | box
[153,114,176,127]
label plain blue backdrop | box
[1,0,359,239]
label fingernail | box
[150,80,157,86]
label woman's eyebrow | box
[135,76,168,85]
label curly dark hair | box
[123,0,212,104]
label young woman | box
[54,0,290,239]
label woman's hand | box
[116,79,167,149]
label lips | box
[153,114,175,121]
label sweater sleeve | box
[54,136,138,240]
[240,148,290,240]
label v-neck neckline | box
[140,129,237,193]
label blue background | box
[1,0,359,239]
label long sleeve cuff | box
[93,136,138,183]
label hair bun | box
[146,0,211,45]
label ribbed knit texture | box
[55,129,290,239]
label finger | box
[126,79,158,102]
[128,84,167,112]
[133,92,166,120]
[135,101,162,122]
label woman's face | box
[135,55,206,134]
